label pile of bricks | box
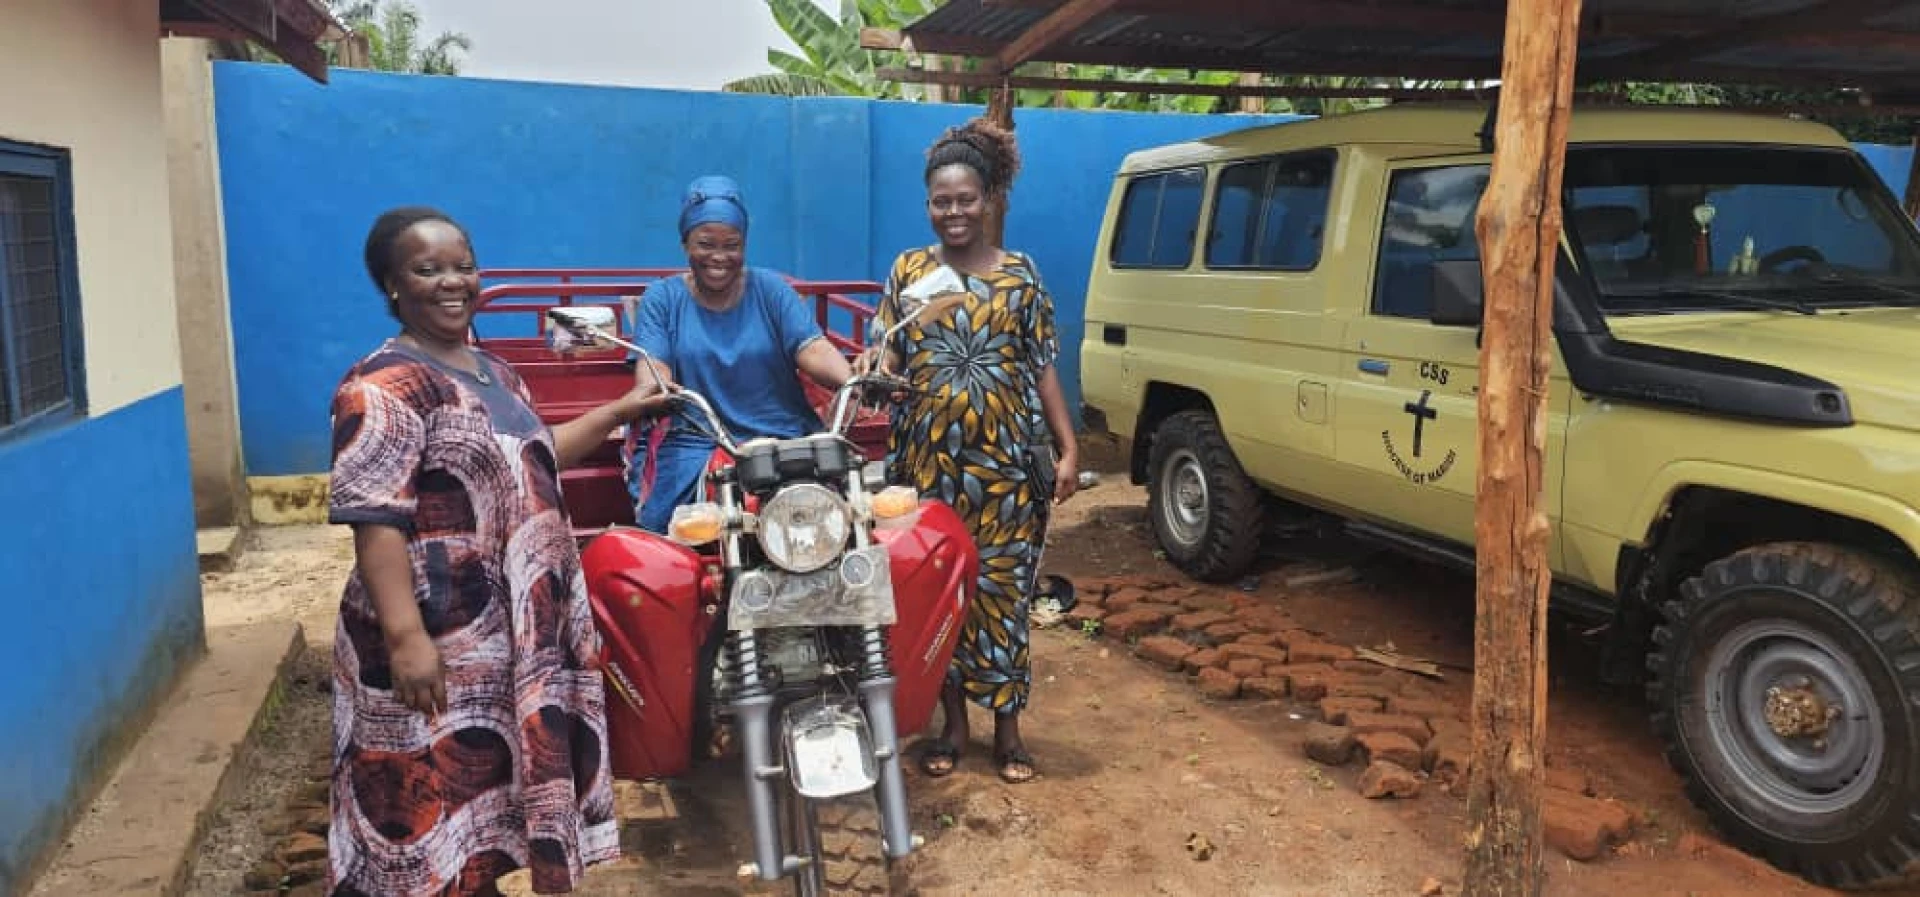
[1070,574,1638,862]
[243,756,332,897]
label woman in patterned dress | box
[326,207,661,896]
[861,119,1080,784]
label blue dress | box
[627,268,828,532]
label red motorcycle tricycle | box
[546,300,978,896]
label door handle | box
[1358,359,1390,376]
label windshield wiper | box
[1619,286,1818,316]
[1806,270,1920,305]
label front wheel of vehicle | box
[1146,409,1264,583]
[1649,542,1920,890]
[812,794,900,896]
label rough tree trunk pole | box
[1461,0,1583,893]
[986,81,1016,247]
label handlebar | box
[544,309,742,454]
[548,289,962,454]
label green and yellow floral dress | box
[872,246,1059,714]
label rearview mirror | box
[1430,259,1485,328]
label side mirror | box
[1430,258,1485,328]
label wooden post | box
[1462,0,1583,893]
[1237,72,1265,113]
[986,81,1016,248]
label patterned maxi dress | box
[327,341,619,896]
[874,247,1060,714]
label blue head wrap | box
[678,175,749,241]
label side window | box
[0,140,85,435]
[1373,164,1489,319]
[1110,167,1204,269]
[1206,151,1335,270]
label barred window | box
[0,139,84,436]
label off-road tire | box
[814,795,902,895]
[1146,409,1264,582]
[1649,542,1920,890]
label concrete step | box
[25,621,306,897]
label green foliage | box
[723,0,934,98]
[1605,81,1914,145]
[328,0,471,75]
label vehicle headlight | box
[756,483,851,573]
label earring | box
[389,292,399,300]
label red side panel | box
[874,500,979,735]
[581,528,716,781]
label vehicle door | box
[1334,157,1571,556]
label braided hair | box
[362,206,470,321]
[924,117,1021,199]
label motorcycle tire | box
[808,794,901,896]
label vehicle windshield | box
[1562,146,1920,314]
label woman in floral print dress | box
[863,119,1080,784]
[326,207,663,896]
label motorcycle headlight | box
[756,483,851,573]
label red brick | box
[1358,760,1423,799]
[1333,659,1389,676]
[1196,667,1242,700]
[1274,628,1317,649]
[1105,588,1154,613]
[1544,792,1625,861]
[1355,731,1424,769]
[1181,648,1223,675]
[1171,610,1233,633]
[1281,668,1339,702]
[1219,643,1289,666]
[1179,592,1237,613]
[279,832,328,865]
[1317,696,1385,725]
[1236,632,1284,648]
[1204,622,1251,642]
[1424,734,1469,784]
[1327,678,1400,703]
[1136,636,1196,671]
[1289,640,1357,665]
[1104,608,1172,640]
[1386,695,1456,721]
[1302,721,1356,766]
[1347,712,1432,746]
[1244,677,1289,700]
[1235,608,1296,632]
[1226,658,1267,678]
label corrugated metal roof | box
[902,0,1920,91]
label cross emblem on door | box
[1403,390,1438,458]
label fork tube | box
[729,629,787,881]
[856,626,913,858]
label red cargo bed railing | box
[470,268,888,539]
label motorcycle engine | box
[760,629,825,687]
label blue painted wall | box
[212,61,1920,476]
[211,61,1301,476]
[0,387,203,895]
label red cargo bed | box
[470,268,890,538]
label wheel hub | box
[1764,683,1838,740]
[1700,620,1881,815]
[1158,449,1211,548]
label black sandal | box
[918,737,961,778]
[994,746,1036,784]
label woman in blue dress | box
[627,176,854,531]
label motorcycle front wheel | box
[790,789,900,896]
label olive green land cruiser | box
[1080,104,1920,888]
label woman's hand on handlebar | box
[614,384,676,423]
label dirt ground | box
[184,447,1889,896]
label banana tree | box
[724,0,934,98]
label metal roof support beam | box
[993,0,1121,71]
[1596,0,1907,71]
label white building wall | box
[0,0,184,416]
